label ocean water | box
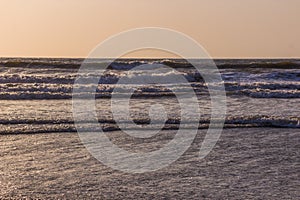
[1,128,299,198]
[0,58,299,134]
[0,58,299,198]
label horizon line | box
[0,56,300,60]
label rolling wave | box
[0,80,299,99]
[0,115,299,134]
[1,58,300,69]
[0,58,299,134]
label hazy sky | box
[0,0,299,58]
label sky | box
[0,0,299,58]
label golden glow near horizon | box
[0,0,299,58]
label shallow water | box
[0,128,299,199]
[0,96,299,134]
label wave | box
[0,70,299,84]
[1,58,300,69]
[0,116,298,134]
[0,58,83,68]
[0,58,299,99]
[0,80,299,99]
[217,60,300,69]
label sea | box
[0,58,299,134]
[0,58,299,198]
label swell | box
[0,72,299,99]
[0,82,299,99]
[0,116,299,134]
[0,58,83,68]
[218,60,300,69]
[1,58,300,69]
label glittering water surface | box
[0,129,299,199]
[0,58,299,198]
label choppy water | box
[0,58,299,134]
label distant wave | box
[0,58,298,135]
[0,58,299,99]
[0,82,299,99]
[1,58,300,69]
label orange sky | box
[0,0,299,58]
